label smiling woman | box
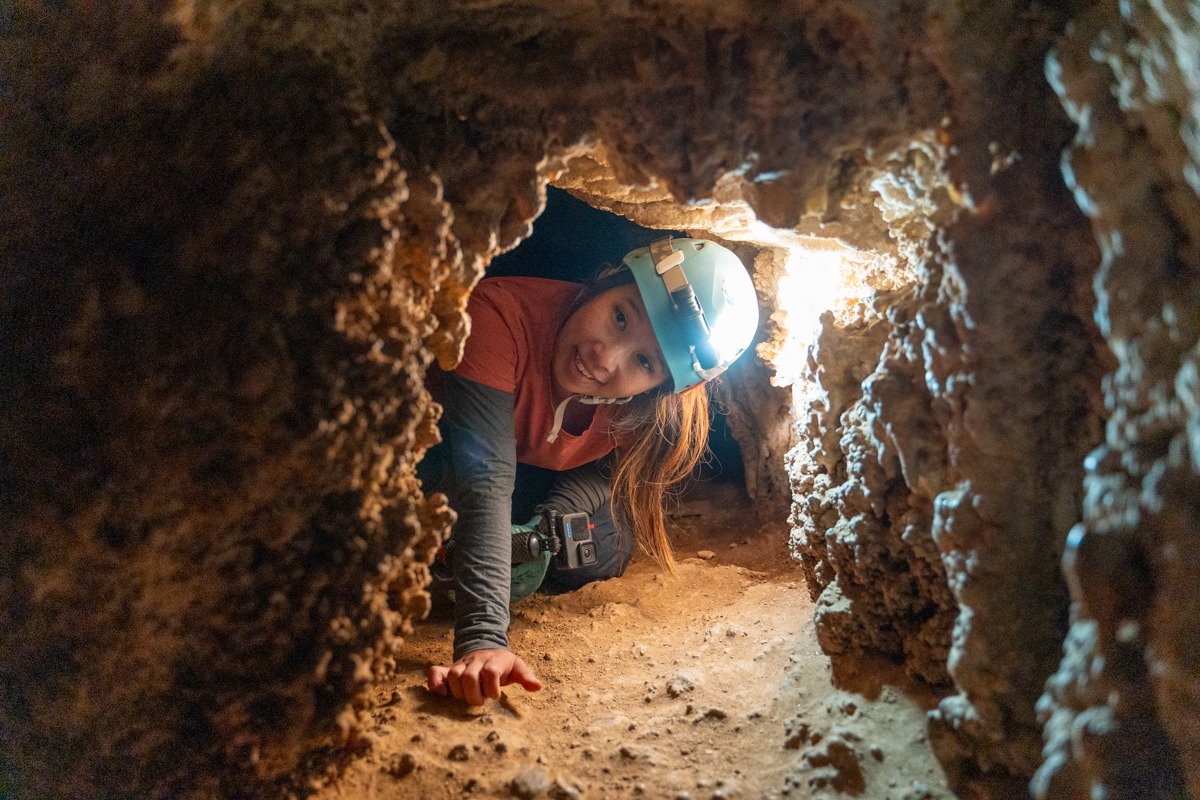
[420,236,759,707]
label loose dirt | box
[315,482,953,800]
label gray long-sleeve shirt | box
[437,372,617,660]
[439,372,519,660]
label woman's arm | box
[428,373,542,704]
[439,372,518,659]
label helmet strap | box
[546,394,631,444]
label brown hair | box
[609,386,710,575]
[567,266,713,575]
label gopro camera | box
[510,508,598,570]
[553,511,598,570]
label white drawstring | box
[546,394,631,443]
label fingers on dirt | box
[427,666,449,695]
[481,663,503,700]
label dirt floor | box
[315,481,954,800]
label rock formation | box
[1,1,1195,798]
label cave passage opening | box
[486,185,748,488]
[318,181,958,800]
[6,2,1197,797]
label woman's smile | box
[573,350,599,383]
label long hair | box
[567,266,713,575]
[609,385,709,575]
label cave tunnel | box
[2,2,1199,800]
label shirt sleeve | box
[456,282,521,394]
[538,459,612,517]
[440,371,517,660]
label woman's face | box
[552,282,670,400]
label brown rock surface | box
[1,1,1196,799]
[1033,3,1200,798]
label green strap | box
[510,551,551,604]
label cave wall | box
[790,82,1110,797]
[0,4,462,795]
[1,2,1197,799]
[1034,3,1200,798]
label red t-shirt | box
[451,277,618,470]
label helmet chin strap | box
[546,394,632,444]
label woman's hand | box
[427,648,543,706]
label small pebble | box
[667,674,696,698]
[447,744,470,761]
[509,766,550,799]
[549,779,582,800]
[382,752,417,778]
[697,550,716,560]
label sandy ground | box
[315,482,953,800]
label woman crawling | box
[422,237,758,706]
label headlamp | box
[650,239,722,374]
